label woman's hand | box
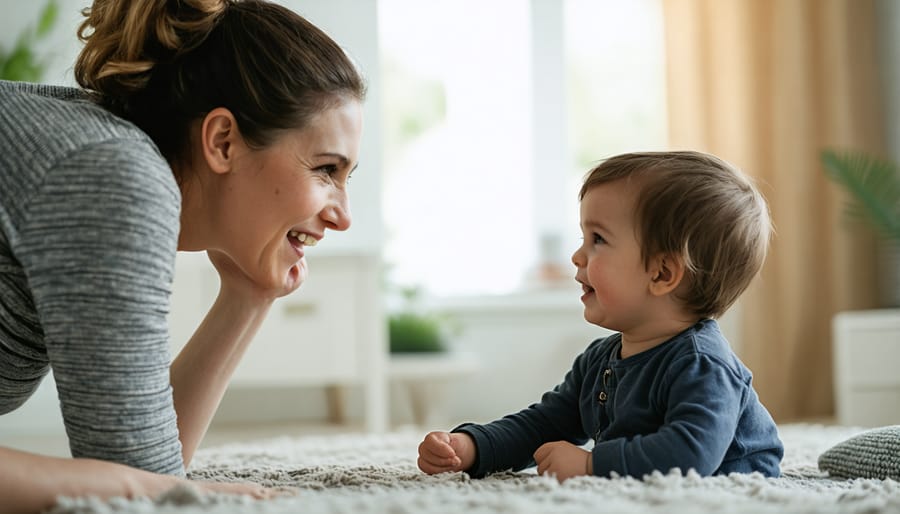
[0,448,281,514]
[206,249,304,302]
[172,251,285,465]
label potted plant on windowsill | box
[388,285,449,354]
[821,149,900,306]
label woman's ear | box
[200,107,241,175]
[648,253,686,296]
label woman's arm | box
[23,142,186,474]
[169,277,274,466]
[0,447,269,514]
[169,175,313,464]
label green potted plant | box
[821,148,900,306]
[0,0,58,82]
[389,311,447,353]
[388,285,449,353]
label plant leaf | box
[2,45,39,82]
[0,1,58,82]
[821,149,900,242]
[36,0,59,39]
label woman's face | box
[209,100,363,295]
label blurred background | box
[2,0,898,454]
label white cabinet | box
[833,309,900,427]
[168,252,387,432]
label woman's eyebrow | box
[314,152,349,165]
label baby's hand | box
[417,431,475,474]
[533,441,592,482]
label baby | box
[417,151,783,481]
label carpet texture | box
[48,424,900,513]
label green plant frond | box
[1,46,40,83]
[0,0,58,82]
[36,0,59,39]
[821,149,900,242]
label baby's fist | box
[417,431,475,474]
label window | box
[378,0,666,298]
[564,0,668,226]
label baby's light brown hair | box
[579,151,771,319]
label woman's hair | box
[75,0,366,178]
[579,151,772,319]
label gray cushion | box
[818,425,900,480]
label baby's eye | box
[593,233,606,245]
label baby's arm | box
[417,339,612,478]
[417,431,476,474]
[421,343,602,478]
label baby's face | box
[571,181,654,332]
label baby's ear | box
[648,253,686,296]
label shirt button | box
[598,391,608,403]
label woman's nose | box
[324,191,352,231]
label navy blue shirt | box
[455,319,783,478]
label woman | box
[0,0,365,510]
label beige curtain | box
[662,0,883,421]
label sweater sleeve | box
[591,352,745,478]
[454,348,593,478]
[16,140,184,475]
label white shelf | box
[833,309,900,427]
[388,352,480,381]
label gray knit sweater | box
[0,80,184,475]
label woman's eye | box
[315,164,339,174]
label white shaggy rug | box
[49,424,900,514]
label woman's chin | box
[282,260,308,295]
